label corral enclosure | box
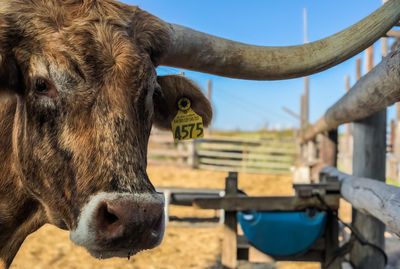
[4,1,400,268]
[11,164,332,269]
[9,130,400,269]
[9,129,320,268]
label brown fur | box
[0,1,212,268]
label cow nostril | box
[97,202,119,227]
[96,201,126,240]
[104,206,119,225]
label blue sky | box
[123,0,393,130]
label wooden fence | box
[148,130,193,166]
[194,136,295,174]
[297,28,400,269]
[148,130,296,174]
[148,10,400,269]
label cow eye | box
[34,78,49,94]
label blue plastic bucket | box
[238,210,327,257]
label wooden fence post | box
[392,104,400,182]
[351,110,386,268]
[324,210,340,269]
[320,130,338,167]
[187,140,198,168]
[320,129,340,269]
[304,76,310,126]
[207,79,213,134]
[350,46,386,269]
[299,91,307,170]
[356,57,362,81]
[309,129,337,182]
[177,143,185,165]
[388,120,397,180]
[394,104,400,182]
[307,140,317,164]
[342,75,353,173]
[222,172,238,269]
[299,74,315,182]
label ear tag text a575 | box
[171,98,204,141]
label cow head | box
[0,0,211,259]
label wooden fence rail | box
[322,166,400,236]
[195,137,295,174]
[147,131,296,174]
[301,47,400,142]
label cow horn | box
[160,0,400,80]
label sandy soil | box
[11,165,347,269]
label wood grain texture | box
[350,106,386,269]
[320,130,338,167]
[302,48,400,142]
[322,167,400,236]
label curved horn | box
[160,0,400,80]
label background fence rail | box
[148,130,296,174]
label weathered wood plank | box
[386,29,400,38]
[197,164,290,175]
[148,149,189,158]
[196,150,294,163]
[157,187,223,206]
[301,48,400,142]
[198,158,293,169]
[320,129,338,167]
[197,143,296,154]
[194,195,340,211]
[322,167,400,236]
[197,136,295,144]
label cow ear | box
[153,75,212,130]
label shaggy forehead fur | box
[0,0,170,74]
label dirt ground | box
[11,165,350,269]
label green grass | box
[386,178,400,187]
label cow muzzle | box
[70,192,165,259]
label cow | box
[0,0,399,268]
[0,1,213,267]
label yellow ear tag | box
[171,98,204,141]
